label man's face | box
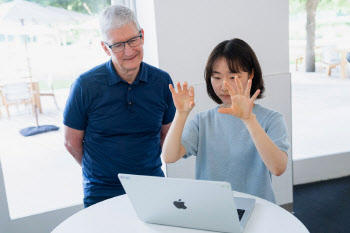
[101,23,144,74]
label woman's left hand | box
[218,77,260,120]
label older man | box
[63,5,175,208]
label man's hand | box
[169,82,195,113]
[64,125,84,166]
[218,77,260,120]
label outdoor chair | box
[39,75,59,110]
[1,82,35,117]
[320,46,341,76]
[295,56,304,71]
[0,88,2,118]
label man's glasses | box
[104,31,143,53]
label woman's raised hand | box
[218,77,260,120]
[169,82,195,113]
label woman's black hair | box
[205,38,265,104]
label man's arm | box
[160,122,172,148]
[64,125,85,166]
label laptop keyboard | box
[237,209,245,221]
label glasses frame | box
[104,30,143,53]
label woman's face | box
[210,58,254,107]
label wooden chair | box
[295,57,304,71]
[0,89,2,118]
[1,82,35,117]
[320,46,341,76]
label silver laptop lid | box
[118,174,245,233]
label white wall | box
[0,158,10,233]
[138,0,292,206]
[257,73,292,205]
[294,151,350,185]
[154,0,289,78]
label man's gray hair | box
[99,5,141,41]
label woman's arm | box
[242,115,288,176]
[162,82,195,163]
[218,78,288,176]
[162,112,189,163]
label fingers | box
[189,101,195,109]
[251,89,260,102]
[218,107,233,115]
[176,82,182,92]
[171,81,193,97]
[189,86,195,109]
[244,79,252,97]
[235,76,244,94]
[189,86,194,97]
[183,82,188,92]
[223,81,236,96]
[169,84,175,94]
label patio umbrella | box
[0,0,92,74]
[0,0,90,26]
[0,0,91,136]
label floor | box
[0,89,83,219]
[291,65,350,159]
[293,175,350,233]
[0,65,349,219]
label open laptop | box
[118,174,255,233]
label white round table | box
[52,192,309,233]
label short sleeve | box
[63,79,88,130]
[181,115,199,159]
[162,75,176,125]
[266,112,290,155]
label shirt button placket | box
[128,86,132,109]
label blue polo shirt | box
[63,60,175,197]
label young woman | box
[162,38,289,203]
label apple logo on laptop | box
[173,199,187,209]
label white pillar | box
[0,157,10,233]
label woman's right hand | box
[169,82,195,113]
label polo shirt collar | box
[106,60,147,86]
[138,62,148,83]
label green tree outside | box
[0,0,110,15]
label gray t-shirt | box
[181,104,289,203]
